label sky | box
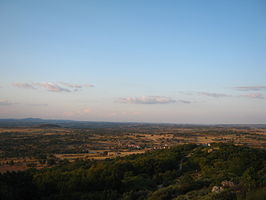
[0,0,266,123]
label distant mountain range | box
[0,118,130,128]
[0,118,265,128]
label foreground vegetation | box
[0,144,266,200]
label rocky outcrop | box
[212,180,236,193]
[212,186,224,193]
[221,180,235,188]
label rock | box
[212,186,224,193]
[221,180,235,188]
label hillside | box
[0,144,265,200]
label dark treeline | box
[0,144,266,200]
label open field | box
[1,124,266,173]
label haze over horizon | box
[1,0,266,124]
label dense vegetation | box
[0,144,266,200]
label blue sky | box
[0,0,266,123]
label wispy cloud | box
[0,100,49,106]
[197,91,265,100]
[177,100,191,104]
[233,86,266,91]
[239,93,265,99]
[83,108,92,113]
[27,103,48,107]
[117,96,189,104]
[63,107,92,117]
[35,82,71,92]
[60,82,94,89]
[198,92,232,98]
[0,100,15,106]
[13,82,36,89]
[118,96,176,104]
[109,111,141,117]
[12,82,94,93]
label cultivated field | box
[1,125,266,173]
